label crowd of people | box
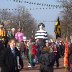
[0,22,72,72]
[0,23,25,72]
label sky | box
[0,0,62,37]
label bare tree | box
[0,10,12,20]
[12,6,37,38]
[61,0,72,40]
[0,6,37,39]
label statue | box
[35,23,48,40]
[35,23,48,47]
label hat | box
[38,23,45,28]
[11,28,15,31]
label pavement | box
[21,58,65,72]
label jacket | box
[0,46,23,72]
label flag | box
[54,17,61,39]
[64,36,69,68]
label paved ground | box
[21,58,65,72]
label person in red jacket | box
[31,42,38,67]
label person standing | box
[15,28,24,42]
[0,38,23,72]
[7,28,16,39]
[53,44,59,68]
[69,43,72,72]
[0,24,6,44]
[0,41,5,71]
[39,41,54,72]
[6,28,16,47]
[15,28,24,59]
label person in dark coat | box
[0,41,5,52]
[0,38,23,72]
[53,44,59,68]
[0,42,5,72]
[39,41,54,72]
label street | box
[21,58,65,72]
